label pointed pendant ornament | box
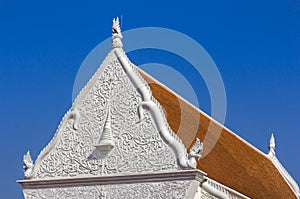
[90,106,115,159]
[96,106,114,148]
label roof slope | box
[139,69,298,199]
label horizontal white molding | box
[18,170,206,189]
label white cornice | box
[18,170,206,189]
[19,168,250,199]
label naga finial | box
[23,151,34,179]
[111,17,123,48]
[268,133,276,157]
[188,138,203,168]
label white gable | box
[22,17,204,180]
[31,50,181,179]
[19,18,251,199]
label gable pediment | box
[22,19,205,179]
[29,50,183,179]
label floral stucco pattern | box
[34,57,178,179]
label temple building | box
[18,18,300,199]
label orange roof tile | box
[139,69,297,199]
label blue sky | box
[0,0,299,198]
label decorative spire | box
[97,106,114,147]
[268,133,276,157]
[90,106,115,159]
[111,17,123,49]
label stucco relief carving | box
[23,181,191,199]
[33,57,178,179]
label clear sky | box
[0,0,299,198]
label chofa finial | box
[268,133,276,157]
[111,17,123,49]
